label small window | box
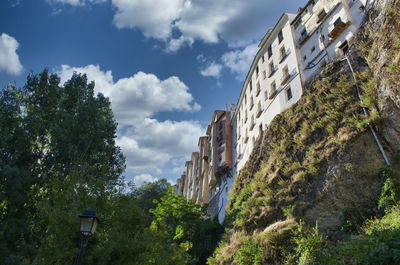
[317,9,326,22]
[256,66,259,78]
[268,45,273,58]
[278,30,283,43]
[334,17,342,27]
[256,82,261,96]
[280,46,286,62]
[269,62,275,75]
[311,46,316,53]
[286,87,293,101]
[303,55,307,61]
[264,90,268,100]
[301,29,307,38]
[271,81,276,92]
[249,81,253,91]
[262,55,265,63]
[294,18,302,29]
[263,70,266,79]
[339,40,349,55]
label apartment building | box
[233,13,303,172]
[175,110,233,218]
[292,0,368,83]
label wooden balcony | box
[256,109,262,118]
[279,52,288,64]
[328,21,349,39]
[269,89,277,100]
[281,73,291,86]
[249,122,255,131]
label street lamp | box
[76,210,100,265]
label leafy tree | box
[151,188,224,265]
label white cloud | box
[112,0,185,40]
[133,174,157,187]
[0,33,23,75]
[58,65,204,177]
[58,64,200,126]
[110,0,304,51]
[200,62,223,78]
[221,43,258,80]
[46,0,106,6]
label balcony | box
[249,122,255,131]
[279,51,288,64]
[268,68,276,78]
[328,20,350,39]
[281,72,291,86]
[256,108,263,118]
[298,33,310,46]
[269,89,277,100]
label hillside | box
[208,0,400,264]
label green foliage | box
[233,237,263,265]
[379,168,397,213]
[290,221,325,265]
[151,188,224,264]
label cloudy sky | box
[0,0,307,186]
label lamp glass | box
[80,217,94,236]
[90,218,98,235]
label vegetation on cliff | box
[208,0,400,264]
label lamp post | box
[76,210,100,265]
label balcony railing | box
[269,89,277,100]
[249,122,255,131]
[268,68,277,78]
[328,19,349,39]
[281,72,291,86]
[298,33,310,46]
[256,108,263,118]
[279,51,288,64]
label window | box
[256,66,259,78]
[279,46,286,63]
[311,46,316,53]
[263,70,266,79]
[262,55,265,63]
[268,45,273,58]
[286,86,293,101]
[334,17,343,27]
[301,29,307,38]
[294,18,302,29]
[249,80,253,91]
[283,65,289,77]
[303,55,307,61]
[250,96,254,109]
[278,30,283,43]
[256,82,261,96]
[271,81,276,93]
[317,9,326,22]
[339,40,349,55]
[264,90,268,100]
[268,61,275,76]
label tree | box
[0,70,126,264]
[150,188,224,265]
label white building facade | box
[292,0,368,83]
[233,13,303,172]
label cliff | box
[208,0,400,264]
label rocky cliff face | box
[208,0,400,264]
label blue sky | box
[0,0,307,186]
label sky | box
[0,0,307,187]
